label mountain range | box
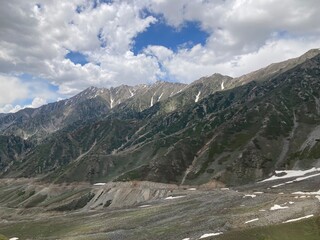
[1,49,320,186]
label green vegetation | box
[0,234,8,240]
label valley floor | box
[0,172,319,240]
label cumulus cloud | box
[0,0,158,95]
[0,0,320,103]
[0,74,60,113]
[0,97,48,113]
[145,37,320,83]
[0,75,28,106]
[30,97,47,108]
[0,104,23,114]
[141,0,320,82]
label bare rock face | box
[0,82,186,142]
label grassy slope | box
[215,216,320,240]
[1,215,319,240]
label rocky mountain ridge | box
[1,49,320,187]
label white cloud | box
[0,104,23,114]
[145,36,320,83]
[145,0,320,55]
[0,74,60,113]
[144,46,173,62]
[0,0,158,95]
[0,0,320,105]
[142,0,320,81]
[0,75,28,106]
[30,97,47,108]
[223,37,320,76]
[0,97,47,113]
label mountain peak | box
[210,73,230,78]
[232,48,320,86]
[302,48,320,58]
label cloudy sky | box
[1,0,320,112]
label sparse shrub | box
[0,234,8,240]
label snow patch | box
[139,205,151,208]
[292,190,320,195]
[195,91,201,103]
[283,214,314,223]
[158,92,164,101]
[292,190,320,201]
[254,192,264,194]
[221,188,229,191]
[272,183,288,188]
[262,168,320,182]
[93,183,106,186]
[110,96,114,108]
[294,173,320,181]
[221,81,225,90]
[271,172,320,188]
[199,232,223,239]
[187,188,197,191]
[165,196,186,200]
[9,238,19,240]
[245,218,259,224]
[243,194,256,198]
[150,91,157,107]
[270,204,289,211]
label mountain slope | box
[103,53,320,185]
[231,48,320,86]
[0,135,32,174]
[1,50,320,186]
[0,82,186,142]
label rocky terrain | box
[0,167,319,239]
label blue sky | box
[65,51,89,66]
[11,74,60,109]
[1,0,320,113]
[132,20,209,54]
[65,18,210,65]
